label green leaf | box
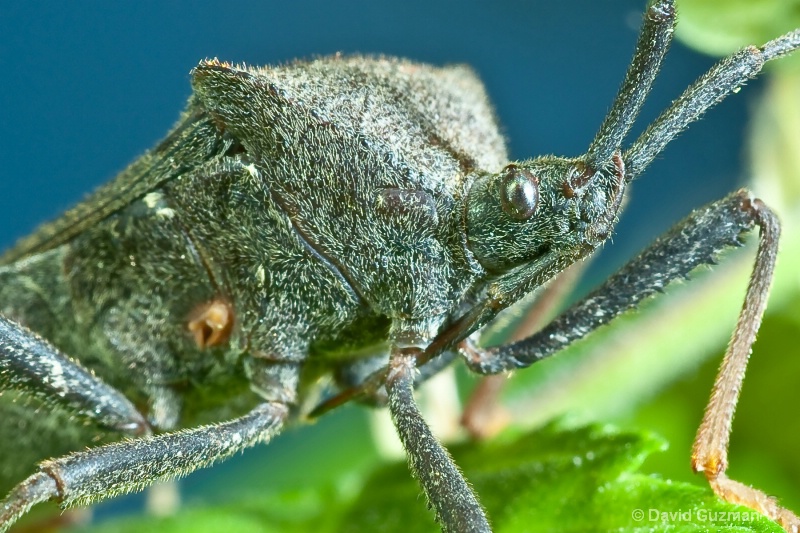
[341,426,781,533]
[675,0,800,68]
[82,426,782,533]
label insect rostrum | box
[1,1,799,531]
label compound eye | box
[500,165,539,220]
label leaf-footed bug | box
[1,1,799,531]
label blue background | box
[0,0,758,276]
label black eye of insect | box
[499,165,539,221]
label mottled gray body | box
[0,57,505,489]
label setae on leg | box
[0,314,148,435]
[0,402,288,533]
[460,190,798,529]
[387,349,490,533]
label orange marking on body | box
[188,299,234,349]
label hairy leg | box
[460,190,798,529]
[386,349,490,533]
[0,314,148,435]
[0,402,288,533]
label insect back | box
[190,58,512,333]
